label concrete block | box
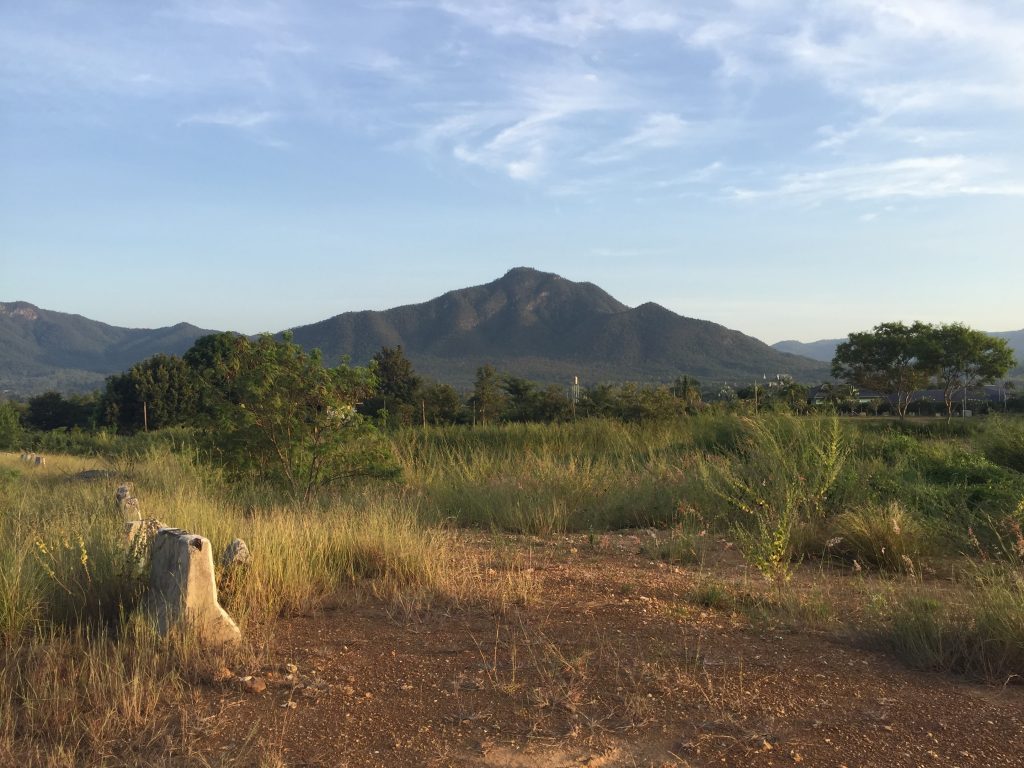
[221,538,251,569]
[148,528,241,649]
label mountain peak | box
[0,301,40,321]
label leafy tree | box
[918,323,1016,421]
[502,375,538,422]
[100,354,198,433]
[672,375,703,409]
[817,382,859,413]
[469,365,507,425]
[419,382,464,425]
[773,382,809,413]
[831,322,932,419]
[363,345,423,426]
[372,346,422,405]
[25,391,97,431]
[189,333,395,500]
[0,401,23,449]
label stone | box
[237,675,267,694]
[147,528,241,649]
[220,538,251,569]
[115,483,141,516]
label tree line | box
[831,322,1016,420]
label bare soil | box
[195,534,1023,767]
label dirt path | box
[197,537,1024,767]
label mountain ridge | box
[2,268,835,395]
[283,268,828,386]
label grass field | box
[2,414,1022,765]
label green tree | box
[100,354,198,433]
[469,364,507,425]
[0,401,23,449]
[831,322,933,419]
[419,382,463,425]
[918,324,1016,421]
[672,375,703,409]
[365,345,423,426]
[189,333,394,500]
[25,391,96,431]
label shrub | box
[829,502,927,571]
[699,414,849,584]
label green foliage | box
[977,416,1024,474]
[832,321,933,419]
[0,401,23,450]
[190,333,398,500]
[698,415,850,583]
[99,353,198,433]
[25,391,97,431]
[469,364,507,425]
[918,323,1016,420]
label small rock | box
[238,676,267,694]
[221,538,251,569]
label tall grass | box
[0,449,529,765]
[393,420,711,533]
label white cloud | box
[180,109,277,128]
[729,156,1024,204]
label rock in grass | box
[147,529,241,650]
[221,538,251,569]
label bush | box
[698,415,849,583]
[829,502,928,571]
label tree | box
[469,365,506,425]
[100,354,198,433]
[0,401,23,450]
[419,382,463,425]
[918,324,1016,421]
[672,375,702,409]
[25,391,97,431]
[831,322,933,419]
[364,346,423,426]
[188,333,395,501]
[773,382,809,413]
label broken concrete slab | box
[148,528,241,650]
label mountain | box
[772,330,1024,377]
[1,269,833,397]
[285,267,829,386]
[0,302,214,396]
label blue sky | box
[1,0,1022,343]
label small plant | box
[830,501,925,572]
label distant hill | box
[0,302,214,396]
[1,269,835,397]
[285,268,829,386]
[773,329,1024,377]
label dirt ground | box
[194,534,1023,767]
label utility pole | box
[143,401,148,432]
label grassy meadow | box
[2,413,1023,764]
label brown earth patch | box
[193,534,1023,767]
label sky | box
[1,0,1022,344]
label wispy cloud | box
[729,156,1024,204]
[179,109,277,129]
[583,112,687,164]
